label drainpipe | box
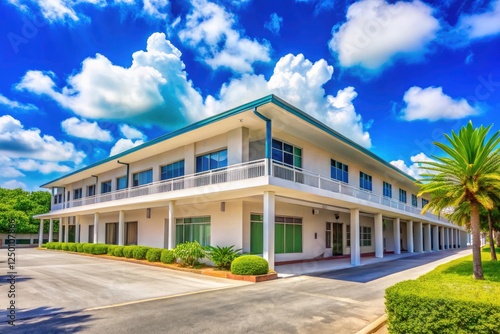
[117,160,130,189]
[253,107,272,175]
[62,187,65,209]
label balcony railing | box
[271,162,449,223]
[53,159,267,210]
[51,159,448,223]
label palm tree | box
[417,121,500,280]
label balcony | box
[51,159,449,224]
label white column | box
[374,213,383,258]
[407,220,414,253]
[93,213,99,244]
[168,201,176,249]
[118,210,124,246]
[415,221,423,252]
[64,217,69,242]
[263,191,275,270]
[75,215,80,243]
[440,226,445,250]
[350,208,360,266]
[58,217,63,242]
[424,224,431,252]
[38,219,44,246]
[393,217,401,255]
[48,219,54,242]
[432,225,439,251]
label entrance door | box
[332,223,343,255]
[89,225,94,243]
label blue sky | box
[1,0,499,191]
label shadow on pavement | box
[0,307,94,333]
[309,249,468,283]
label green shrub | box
[68,243,78,252]
[231,255,268,275]
[54,242,62,250]
[174,241,205,267]
[123,246,135,258]
[107,245,117,255]
[160,249,176,264]
[83,243,95,254]
[205,245,241,270]
[61,243,69,251]
[113,246,125,257]
[44,242,56,249]
[76,243,85,252]
[146,248,163,262]
[92,244,108,255]
[133,246,151,260]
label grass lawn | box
[385,247,500,333]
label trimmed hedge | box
[61,243,69,251]
[107,245,117,255]
[113,246,125,257]
[68,243,78,252]
[386,251,500,333]
[54,242,62,250]
[76,243,85,253]
[146,248,163,262]
[92,244,108,255]
[230,255,268,275]
[83,243,95,254]
[160,249,176,264]
[123,246,135,258]
[133,246,151,260]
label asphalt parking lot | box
[0,248,249,320]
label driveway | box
[0,248,249,320]
[1,248,470,333]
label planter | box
[227,272,278,282]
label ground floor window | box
[176,216,210,246]
[89,225,94,243]
[106,223,118,245]
[361,226,372,246]
[250,214,303,254]
[125,222,138,245]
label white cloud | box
[390,152,434,178]
[143,0,169,19]
[119,124,146,140]
[110,138,145,156]
[61,117,113,142]
[16,159,72,174]
[400,86,478,121]
[0,114,86,164]
[329,0,440,71]
[459,0,500,39]
[178,0,271,73]
[206,53,372,148]
[17,32,206,127]
[1,180,28,190]
[0,94,37,111]
[0,156,25,178]
[264,13,283,35]
[296,0,334,14]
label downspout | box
[62,187,65,209]
[117,160,130,189]
[253,107,272,175]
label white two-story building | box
[35,95,467,269]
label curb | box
[356,314,387,334]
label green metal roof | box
[41,94,416,187]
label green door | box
[332,223,343,255]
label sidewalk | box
[275,250,459,277]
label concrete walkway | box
[275,250,440,277]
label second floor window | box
[101,181,112,194]
[133,170,153,187]
[74,188,82,200]
[360,172,372,191]
[383,182,392,198]
[399,189,407,203]
[331,159,348,183]
[87,185,96,197]
[117,176,127,190]
[412,194,418,207]
[272,139,302,168]
[422,198,429,207]
[161,160,185,180]
[196,149,228,172]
